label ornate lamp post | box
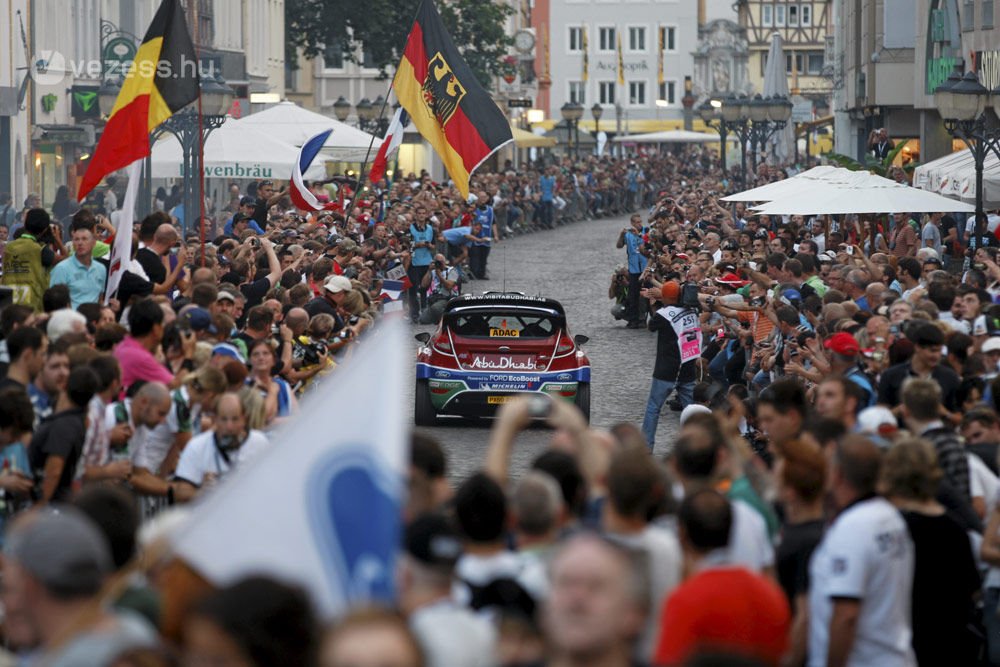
[332,96,352,122]
[698,98,728,173]
[591,102,603,155]
[704,93,792,188]
[935,69,1000,250]
[560,101,584,159]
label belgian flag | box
[78,0,199,201]
[393,0,513,200]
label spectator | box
[48,213,107,308]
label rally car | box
[414,292,591,425]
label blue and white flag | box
[170,323,407,618]
[290,129,341,213]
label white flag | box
[105,160,142,302]
[170,322,408,618]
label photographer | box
[419,254,460,325]
[616,213,649,329]
[2,209,62,311]
[637,281,701,451]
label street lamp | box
[698,98,729,173]
[935,69,1000,251]
[703,93,792,188]
[355,98,375,133]
[332,96,351,122]
[560,101,583,159]
[591,102,603,152]
[98,78,121,118]
[145,74,235,236]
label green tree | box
[285,0,512,88]
[823,140,918,177]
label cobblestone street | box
[408,212,681,480]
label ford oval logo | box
[434,370,451,378]
[556,373,572,381]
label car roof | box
[443,292,567,317]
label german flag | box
[393,0,513,200]
[78,0,199,201]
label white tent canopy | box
[751,171,974,214]
[150,120,327,180]
[721,165,857,202]
[913,149,1000,208]
[612,129,723,144]
[230,101,381,162]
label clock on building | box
[514,30,536,54]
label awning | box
[511,126,556,148]
[611,129,722,144]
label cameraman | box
[2,209,63,311]
[418,254,460,324]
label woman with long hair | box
[246,338,297,425]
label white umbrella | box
[761,31,793,164]
[721,165,855,202]
[751,175,975,215]
[611,129,723,143]
[231,101,381,162]
[151,120,327,180]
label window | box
[963,0,975,30]
[599,81,616,104]
[569,81,586,104]
[788,5,799,25]
[807,52,825,75]
[659,80,676,105]
[801,4,812,25]
[985,0,995,28]
[628,26,646,51]
[322,41,345,69]
[568,26,584,52]
[658,26,676,52]
[598,26,616,52]
[762,4,773,26]
[775,4,786,26]
[785,53,804,74]
[628,80,646,105]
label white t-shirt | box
[808,497,916,667]
[728,499,775,572]
[410,600,496,667]
[133,387,193,473]
[174,429,269,486]
[969,452,1000,509]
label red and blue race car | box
[414,292,591,424]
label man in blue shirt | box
[616,213,648,328]
[49,216,107,308]
[408,211,436,321]
[224,198,265,236]
[538,168,557,229]
[469,192,498,279]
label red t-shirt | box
[654,566,790,666]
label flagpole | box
[196,68,206,268]
[342,89,392,225]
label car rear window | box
[446,312,561,339]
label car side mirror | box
[415,332,431,344]
[573,334,590,346]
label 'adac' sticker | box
[490,329,519,338]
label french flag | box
[379,279,407,313]
[369,108,409,185]
[290,130,342,213]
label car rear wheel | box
[414,380,438,426]
[574,383,591,423]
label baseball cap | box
[324,275,353,294]
[909,322,945,347]
[824,332,860,356]
[5,507,112,597]
[857,406,899,438]
[181,307,218,334]
[405,513,462,569]
[239,196,257,207]
[983,337,1000,354]
[336,238,358,253]
[679,404,712,426]
[232,212,252,225]
[780,289,802,307]
[715,273,749,287]
[660,281,681,303]
[217,290,236,303]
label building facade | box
[22,0,285,208]
[0,0,31,207]
[736,0,832,102]
[545,0,699,132]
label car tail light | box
[432,332,452,354]
[554,333,574,357]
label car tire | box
[414,380,438,426]
[574,382,591,423]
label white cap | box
[857,406,898,436]
[679,404,712,426]
[983,337,1000,353]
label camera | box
[750,296,765,307]
[680,282,702,310]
